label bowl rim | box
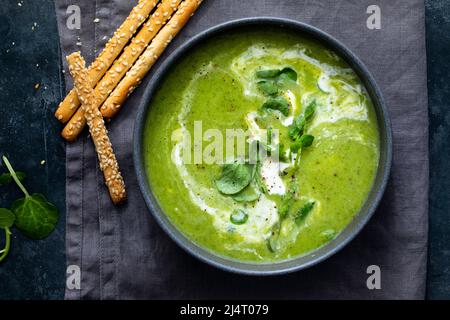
[133,17,393,275]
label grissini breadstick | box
[61,0,182,141]
[102,0,203,118]
[55,0,158,123]
[67,52,126,205]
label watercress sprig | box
[0,208,15,262]
[257,67,298,116]
[288,99,317,159]
[2,156,59,240]
[0,172,26,185]
[295,201,315,225]
[262,96,290,116]
[267,100,318,252]
[215,162,254,195]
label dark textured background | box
[0,0,65,299]
[0,0,448,299]
[425,0,450,299]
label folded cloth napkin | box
[55,0,428,299]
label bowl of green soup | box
[134,18,392,275]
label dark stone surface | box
[425,0,450,300]
[0,0,448,299]
[0,0,65,299]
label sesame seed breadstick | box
[55,0,158,123]
[61,0,182,141]
[102,0,203,118]
[67,52,126,205]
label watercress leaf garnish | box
[2,156,29,197]
[288,122,302,140]
[288,101,316,142]
[298,134,314,148]
[0,228,12,263]
[256,69,281,78]
[290,139,302,153]
[257,80,278,96]
[276,143,289,162]
[0,172,26,185]
[267,222,281,252]
[278,185,297,220]
[215,162,254,195]
[296,113,306,128]
[321,229,337,241]
[230,209,248,225]
[304,100,317,120]
[0,208,15,229]
[232,184,260,202]
[295,201,315,225]
[280,67,297,81]
[262,96,290,116]
[288,115,307,142]
[11,193,59,240]
[253,161,268,194]
[278,200,291,220]
[267,235,279,253]
[291,134,314,153]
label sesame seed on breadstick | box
[101,0,203,118]
[61,0,182,141]
[67,52,126,205]
[55,0,158,123]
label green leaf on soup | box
[256,69,282,78]
[0,208,15,229]
[278,184,297,220]
[262,96,290,116]
[11,193,59,240]
[280,67,297,82]
[253,161,268,194]
[291,134,314,153]
[267,222,281,252]
[0,227,12,263]
[321,229,337,241]
[267,235,279,253]
[294,114,306,130]
[275,143,289,162]
[256,67,297,82]
[215,162,254,195]
[288,122,302,140]
[304,99,317,120]
[230,209,248,225]
[0,172,26,185]
[232,184,260,202]
[295,201,315,225]
[257,80,278,96]
[299,134,314,148]
[288,101,316,141]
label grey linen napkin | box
[55,0,428,299]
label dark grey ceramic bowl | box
[133,18,392,275]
